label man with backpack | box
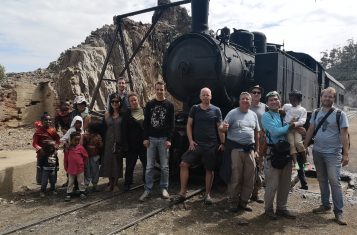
[304,87,350,225]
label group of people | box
[32,78,350,225]
[172,85,349,226]
[32,78,154,201]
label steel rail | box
[0,183,145,235]
[106,187,205,235]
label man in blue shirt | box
[261,91,296,220]
[304,87,349,225]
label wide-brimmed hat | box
[248,85,264,94]
[73,95,88,105]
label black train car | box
[254,51,319,112]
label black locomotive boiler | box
[162,0,345,176]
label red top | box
[32,122,60,156]
[64,144,88,175]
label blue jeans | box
[145,137,169,192]
[313,150,343,214]
[41,170,57,192]
[84,155,100,185]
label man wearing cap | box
[261,91,296,220]
[106,77,130,112]
[70,95,91,131]
[249,85,267,204]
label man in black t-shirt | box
[139,81,175,202]
[174,87,225,205]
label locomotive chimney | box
[191,0,209,33]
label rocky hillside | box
[0,0,190,127]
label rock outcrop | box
[0,1,190,127]
[0,70,57,127]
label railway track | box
[0,181,204,235]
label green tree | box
[320,39,357,81]
[0,64,5,80]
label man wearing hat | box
[249,85,267,204]
[70,95,91,131]
[261,91,296,220]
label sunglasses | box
[251,91,261,95]
[111,100,120,103]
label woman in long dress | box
[100,93,123,192]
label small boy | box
[83,122,103,191]
[282,90,307,165]
[38,140,59,197]
[64,131,88,201]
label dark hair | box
[41,112,51,121]
[88,121,102,134]
[155,80,165,88]
[70,131,81,141]
[108,93,122,116]
[289,90,303,102]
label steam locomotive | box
[162,0,345,175]
[163,0,345,113]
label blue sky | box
[0,0,356,73]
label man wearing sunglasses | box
[249,85,267,204]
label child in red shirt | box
[64,131,88,201]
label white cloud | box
[0,0,356,72]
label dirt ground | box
[0,119,357,234]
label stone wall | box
[0,76,58,127]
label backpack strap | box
[336,109,341,133]
[312,108,334,139]
[313,108,321,121]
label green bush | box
[0,64,5,80]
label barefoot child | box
[282,90,307,165]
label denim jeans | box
[41,170,57,192]
[84,155,100,185]
[145,137,169,192]
[313,150,343,214]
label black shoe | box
[171,194,186,204]
[300,185,308,190]
[239,204,253,212]
[276,209,297,219]
[264,210,277,220]
[124,185,131,192]
[250,195,264,203]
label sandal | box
[170,194,186,203]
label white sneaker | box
[139,191,150,202]
[161,189,170,199]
